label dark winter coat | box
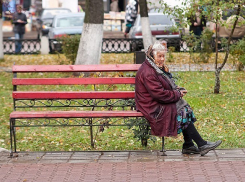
[188,12,206,36]
[12,12,27,34]
[135,60,181,137]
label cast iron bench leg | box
[9,119,14,157]
[9,119,17,157]
[160,137,167,156]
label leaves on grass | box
[0,55,244,151]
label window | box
[149,15,174,26]
[56,16,84,27]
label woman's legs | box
[182,129,195,149]
[182,122,222,156]
[183,122,207,148]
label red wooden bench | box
[10,64,166,156]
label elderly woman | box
[135,41,221,156]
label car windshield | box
[149,15,173,25]
[56,16,84,27]
[43,19,53,25]
[222,8,245,20]
[42,9,71,18]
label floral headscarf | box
[145,41,169,72]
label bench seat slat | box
[10,111,144,118]
[13,91,135,99]
[12,64,141,73]
[12,78,135,85]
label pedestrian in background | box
[110,0,119,12]
[188,9,202,36]
[124,0,138,38]
[188,5,206,51]
[12,5,27,53]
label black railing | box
[3,39,41,54]
[49,39,62,54]
[3,37,243,54]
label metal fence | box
[3,39,41,54]
[48,38,183,53]
[3,37,243,54]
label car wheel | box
[175,45,181,52]
[130,43,138,52]
[37,30,43,39]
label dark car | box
[36,8,72,39]
[129,13,182,51]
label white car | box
[48,13,85,39]
[48,13,85,52]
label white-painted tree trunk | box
[75,23,103,65]
[0,19,4,59]
[141,17,153,50]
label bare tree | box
[158,0,243,93]
[213,2,242,93]
[139,0,153,49]
[0,0,4,59]
[75,0,104,65]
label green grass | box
[0,52,238,67]
[1,71,244,152]
[0,54,244,152]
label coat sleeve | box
[144,74,181,104]
[12,14,17,24]
[23,14,27,25]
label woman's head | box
[152,41,167,68]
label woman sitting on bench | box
[135,41,221,156]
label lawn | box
[0,52,238,67]
[0,54,244,152]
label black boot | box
[182,129,200,154]
[199,140,222,156]
[182,145,200,154]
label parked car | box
[207,7,245,38]
[128,13,181,51]
[36,8,72,39]
[148,8,186,36]
[48,13,85,52]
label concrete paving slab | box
[1,149,245,181]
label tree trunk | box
[75,0,104,65]
[139,0,153,49]
[0,1,4,59]
[214,69,221,94]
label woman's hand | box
[180,90,188,97]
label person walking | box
[110,0,119,12]
[12,5,27,53]
[135,41,222,156]
[188,6,206,51]
[124,0,138,38]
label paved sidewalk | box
[1,149,245,182]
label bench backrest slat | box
[13,91,135,99]
[12,78,136,85]
[12,64,141,73]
